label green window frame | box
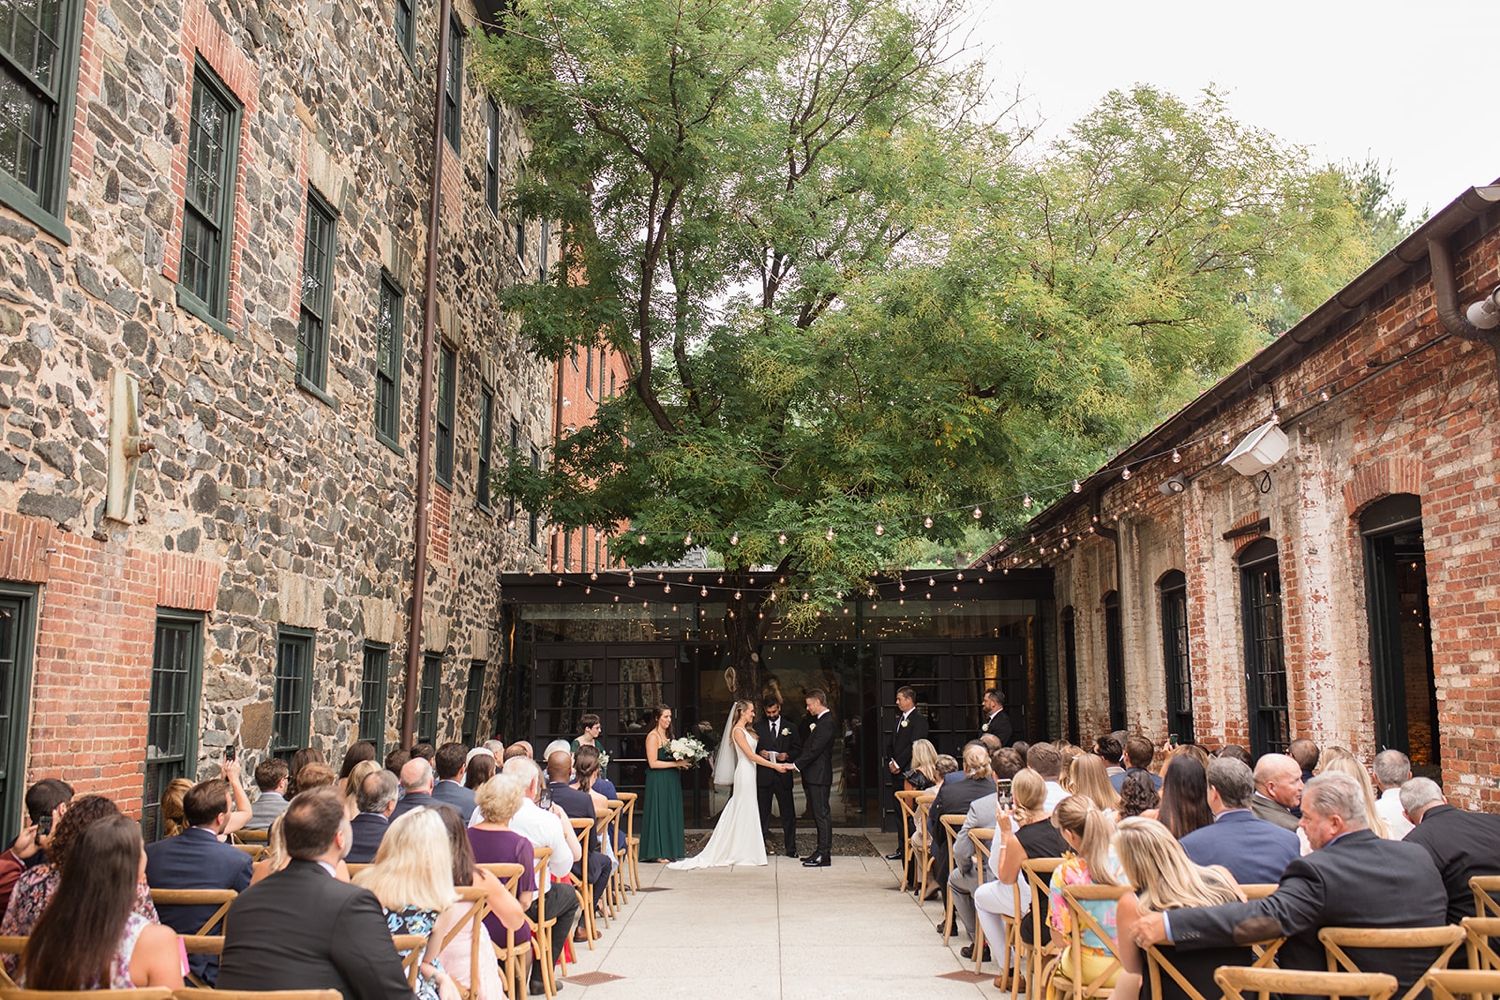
[435,342,456,488]
[296,190,337,395]
[477,384,493,510]
[485,98,500,216]
[0,584,37,846]
[394,0,414,61]
[375,275,403,449]
[177,63,242,332]
[359,642,389,758]
[515,216,526,264]
[272,628,314,760]
[442,16,464,151]
[528,445,541,548]
[538,219,550,283]
[505,418,519,523]
[0,0,83,242]
[144,612,203,843]
[461,661,486,746]
[417,652,441,745]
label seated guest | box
[1321,751,1390,838]
[1288,738,1320,787]
[247,758,290,830]
[1401,777,1500,928]
[1048,795,1124,991]
[343,759,383,818]
[159,778,194,837]
[469,775,540,962]
[1179,757,1299,885]
[949,748,1027,959]
[144,777,254,984]
[497,758,583,994]
[571,714,603,753]
[1027,742,1070,811]
[339,740,378,781]
[411,743,436,763]
[384,746,411,775]
[484,739,507,758]
[1156,756,1214,840]
[1096,734,1125,778]
[349,769,400,864]
[1373,751,1415,840]
[1118,771,1159,819]
[1216,744,1253,766]
[353,809,465,1000]
[1110,817,1251,1000]
[545,750,609,934]
[903,738,940,792]
[433,805,524,1000]
[20,814,184,990]
[0,778,71,915]
[250,815,289,885]
[1249,753,1303,831]
[465,749,497,793]
[217,786,411,1000]
[1110,736,1163,792]
[573,747,621,864]
[390,757,438,822]
[928,744,994,895]
[432,742,478,817]
[297,763,340,794]
[1069,753,1120,820]
[1134,773,1447,998]
[504,742,534,762]
[286,746,327,797]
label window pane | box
[273,633,311,758]
[0,67,49,196]
[443,23,463,149]
[376,279,402,440]
[297,196,335,389]
[394,0,412,55]
[185,82,228,218]
[179,209,219,308]
[461,662,486,746]
[0,0,63,91]
[436,345,455,485]
[359,645,388,754]
[179,69,239,320]
[485,99,499,213]
[477,388,493,508]
[418,653,441,745]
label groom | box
[791,688,835,867]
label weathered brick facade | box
[1000,184,1500,808]
[0,0,556,813]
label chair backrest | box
[437,888,492,1000]
[391,933,428,989]
[345,864,369,876]
[1242,883,1280,900]
[1475,878,1500,920]
[0,991,172,1000]
[1146,943,1216,1000]
[1058,884,1129,993]
[1425,969,1500,1000]
[232,829,270,844]
[1462,917,1500,971]
[531,847,553,926]
[1215,967,1398,1000]
[615,791,638,838]
[475,862,525,892]
[940,814,966,856]
[173,990,342,1000]
[180,936,226,957]
[570,817,592,853]
[972,828,994,883]
[148,889,237,936]
[1319,925,1464,1000]
[1022,857,1066,949]
[231,844,267,861]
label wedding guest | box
[468,775,539,951]
[384,746,411,775]
[0,817,42,921]
[19,814,184,990]
[1321,751,1390,838]
[947,749,1023,958]
[1216,744,1252,766]
[1095,734,1125,778]
[0,776,67,914]
[296,763,340,795]
[1249,753,1302,831]
[391,757,438,822]
[904,738,940,791]
[929,744,993,896]
[433,805,521,1000]
[339,740,377,781]
[1288,738,1319,785]
[1026,742,1069,811]
[1401,777,1500,928]
[249,815,289,885]
[1156,756,1214,840]
[1178,757,1299,885]
[1118,771,1159,819]
[978,688,1013,745]
[1012,740,1031,760]
[504,742,534,761]
[159,778,194,837]
[349,769,400,864]
[1048,795,1124,991]
[642,704,689,862]
[248,758,291,831]
[483,739,506,758]
[432,742,478,817]
[1109,817,1250,1000]
[343,759,383,819]
[286,747,327,797]
[546,749,608,933]
[465,750,497,792]
[1069,753,1120,820]
[571,714,603,753]
[1372,751,1414,840]
[412,743,436,762]
[1110,736,1162,792]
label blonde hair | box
[909,739,938,782]
[1114,816,1244,911]
[1051,794,1118,886]
[1011,768,1049,826]
[262,814,290,873]
[1069,753,1120,812]
[343,760,381,819]
[354,808,456,913]
[1320,753,1389,838]
[160,778,194,837]
[963,743,993,779]
[476,773,526,824]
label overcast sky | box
[969,0,1496,217]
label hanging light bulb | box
[589,571,598,581]
[730,531,739,546]
[899,582,907,592]
[1029,535,1036,544]
[836,591,843,599]
[826,527,835,540]
[628,578,636,588]
[684,532,693,545]
[1121,466,1131,481]
[924,515,933,528]
[697,586,705,597]
[957,572,965,580]
[1319,389,1329,402]
[1072,480,1081,493]
[664,583,672,593]
[769,591,777,601]
[1023,494,1032,509]
[734,591,742,600]
[875,523,885,536]
[1171,449,1181,464]
[614,595,620,602]
[802,591,809,601]
[970,506,981,520]
[729,610,735,618]
[928,577,936,587]
[672,604,678,612]
[778,532,787,546]
[867,587,875,596]
[899,598,905,605]
[978,578,984,584]
[556,578,564,586]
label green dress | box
[642,744,685,860]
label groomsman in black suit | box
[883,685,928,860]
[755,695,800,857]
[792,688,836,867]
[978,688,1013,746]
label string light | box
[1221,430,1231,446]
[638,533,646,544]
[734,591,742,600]
[1171,449,1181,463]
[778,532,787,546]
[826,527,835,540]
[701,586,708,596]
[730,532,738,545]
[875,523,884,536]
[924,515,933,528]
[972,506,982,519]
[1121,467,1131,480]
[1072,480,1081,493]
[664,583,672,593]
[684,532,692,545]
[1023,494,1032,509]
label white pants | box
[974,879,1029,955]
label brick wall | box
[550,345,631,572]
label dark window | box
[461,661,486,746]
[179,66,241,320]
[296,191,336,392]
[1103,591,1125,732]
[417,653,441,745]
[610,370,616,396]
[0,586,37,844]
[477,385,493,510]
[505,418,519,523]
[528,445,541,548]
[145,613,203,843]
[442,17,463,151]
[0,0,81,233]
[393,0,414,60]
[538,219,550,282]
[1159,570,1194,744]
[563,530,572,570]
[515,217,526,263]
[272,629,314,760]
[1061,606,1078,744]
[1239,539,1289,757]
[375,276,403,447]
[359,643,389,758]
[485,98,499,215]
[585,350,594,398]
[435,342,456,488]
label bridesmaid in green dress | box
[641,705,690,861]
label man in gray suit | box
[246,758,290,831]
[947,748,1024,960]
[1249,753,1302,831]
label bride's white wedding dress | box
[668,727,768,869]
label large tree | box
[478,1,1405,698]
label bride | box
[669,700,792,869]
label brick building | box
[984,181,1500,807]
[548,344,630,574]
[0,0,566,838]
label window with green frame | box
[0,0,84,241]
[435,342,456,488]
[477,385,493,510]
[461,661,486,746]
[505,418,519,523]
[485,98,500,216]
[0,585,37,846]
[297,190,336,394]
[375,275,403,448]
[528,445,541,548]
[393,0,414,61]
[144,612,203,842]
[417,653,441,745]
[442,16,464,151]
[272,629,314,760]
[359,642,389,757]
[177,64,241,326]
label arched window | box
[1237,538,1288,756]
[1158,570,1193,744]
[1103,591,1124,732]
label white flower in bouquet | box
[597,750,611,772]
[665,735,710,762]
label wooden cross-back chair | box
[913,793,938,901]
[1426,969,1500,1000]
[231,843,267,862]
[1319,925,1465,1000]
[230,829,269,845]
[466,865,530,1000]
[615,791,640,894]
[893,790,923,890]
[1474,878,1500,920]
[1018,857,1067,1000]
[1216,967,1398,1000]
[605,799,630,904]
[345,864,370,877]
[568,816,598,948]
[174,991,341,1000]
[969,828,998,976]
[148,889,238,988]
[599,802,623,917]
[594,805,618,925]
[0,937,25,990]
[494,847,560,997]
[390,934,429,990]
[938,814,968,943]
[1145,932,1286,1000]
[0,991,173,1000]
[1049,884,1130,1000]
[434,885,494,1000]
[1463,917,1500,971]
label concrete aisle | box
[555,843,1000,999]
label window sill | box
[375,429,404,457]
[175,285,236,341]
[435,475,453,492]
[476,500,493,516]
[295,374,338,410]
[0,181,71,245]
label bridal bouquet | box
[597,750,611,772]
[666,735,710,763]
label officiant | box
[755,695,800,857]
[884,685,928,859]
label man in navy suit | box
[430,742,477,818]
[1179,757,1300,885]
[145,776,254,984]
[389,757,437,822]
[347,769,398,864]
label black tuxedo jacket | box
[1404,803,1500,924]
[794,710,836,786]
[754,716,800,788]
[885,709,928,772]
[979,709,1013,745]
[216,859,412,1000]
[1168,829,1447,997]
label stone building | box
[985,180,1500,807]
[0,0,563,837]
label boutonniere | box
[809,723,817,732]
[900,719,909,728]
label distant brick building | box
[0,0,563,837]
[982,182,1500,808]
[549,344,630,574]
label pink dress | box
[431,899,507,1000]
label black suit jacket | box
[389,789,436,822]
[885,709,928,772]
[1168,829,1447,997]
[1404,803,1500,924]
[144,826,254,981]
[431,779,476,818]
[794,710,836,786]
[754,716,800,788]
[217,859,411,1000]
[346,811,389,865]
[980,709,1013,746]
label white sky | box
[968,0,1498,217]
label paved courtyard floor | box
[556,831,1002,999]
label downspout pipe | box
[1428,237,1500,355]
[403,0,453,748]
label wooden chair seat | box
[1319,925,1464,1000]
[0,991,173,1000]
[174,991,341,1000]
[1242,883,1280,899]
[1474,877,1500,920]
[1215,967,1398,1000]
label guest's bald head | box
[399,756,434,793]
[546,750,573,784]
[1254,752,1303,809]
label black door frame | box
[0,584,37,846]
[1238,539,1290,758]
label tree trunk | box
[722,571,769,704]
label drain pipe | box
[1427,238,1500,354]
[402,0,454,748]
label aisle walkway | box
[557,836,997,999]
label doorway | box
[1238,538,1290,758]
[0,586,36,845]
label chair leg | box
[942,885,955,944]
[974,919,987,974]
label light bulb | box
[585,586,591,594]
[638,533,647,544]
[957,572,964,580]
[1171,449,1181,464]
[769,591,776,601]
[614,595,620,602]
[899,583,906,592]
[1023,495,1032,509]
[802,591,809,601]
[1320,390,1329,402]
[1121,467,1131,480]
[924,515,933,528]
[734,591,742,600]
[628,578,636,588]
[672,604,677,611]
[778,532,787,546]
[556,578,563,586]
[977,578,984,584]
[1029,535,1036,544]
[972,506,982,519]
[730,532,738,545]
[875,523,885,536]
[1072,480,1081,493]
[700,586,708,597]
[899,599,905,605]
[928,577,936,587]
[664,584,671,593]
[826,527,835,540]
[1222,430,1231,446]
[684,532,692,545]
[590,571,598,580]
